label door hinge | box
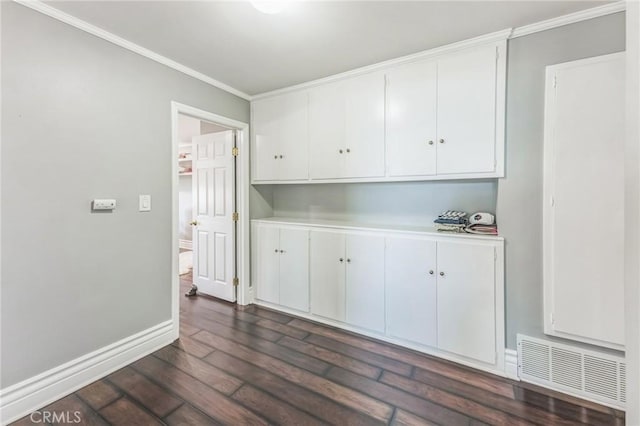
[550,313,555,325]
[232,212,239,221]
[232,147,239,157]
[233,277,239,286]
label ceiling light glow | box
[251,1,289,14]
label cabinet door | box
[256,225,280,304]
[385,237,437,347]
[309,81,346,179]
[345,234,385,333]
[310,230,346,321]
[252,91,309,181]
[279,228,310,312]
[437,241,496,364]
[386,61,437,177]
[343,73,385,178]
[436,45,497,175]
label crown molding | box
[252,28,512,100]
[252,1,626,100]
[13,0,252,101]
[510,1,626,39]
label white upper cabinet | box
[252,90,309,181]
[251,37,506,183]
[436,44,499,175]
[386,60,438,177]
[309,72,385,179]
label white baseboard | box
[505,348,520,380]
[178,239,192,250]
[0,320,174,425]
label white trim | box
[251,28,513,100]
[505,349,519,380]
[178,239,193,251]
[14,0,624,102]
[12,0,251,101]
[0,320,174,425]
[510,1,626,39]
[170,101,251,321]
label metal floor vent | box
[517,334,625,409]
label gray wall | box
[1,2,249,387]
[498,12,625,349]
[272,181,497,226]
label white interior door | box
[386,60,438,177]
[192,130,236,302]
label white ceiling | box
[47,1,614,95]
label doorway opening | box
[171,102,250,339]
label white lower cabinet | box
[255,224,309,312]
[253,219,504,373]
[436,241,497,364]
[309,230,346,321]
[345,234,385,333]
[309,230,385,332]
[385,237,438,347]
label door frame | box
[170,101,251,339]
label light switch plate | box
[139,195,151,212]
[92,199,116,210]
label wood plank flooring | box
[11,273,625,425]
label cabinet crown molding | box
[251,28,512,101]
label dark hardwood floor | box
[12,273,625,425]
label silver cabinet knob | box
[439,271,445,276]
[439,139,445,144]
[274,155,278,159]
[346,148,351,153]
[339,149,343,154]
[429,270,434,275]
[339,258,344,262]
[274,249,278,253]
[279,155,284,159]
[428,140,434,145]
[347,258,351,263]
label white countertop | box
[252,217,503,241]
